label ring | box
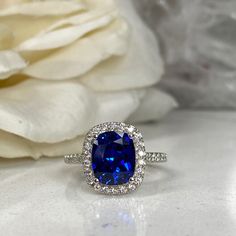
[64,122,167,195]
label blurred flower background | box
[134,0,236,108]
[0,0,177,159]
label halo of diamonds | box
[82,122,146,195]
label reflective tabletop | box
[1,111,236,236]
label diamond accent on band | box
[145,152,167,163]
[64,153,83,164]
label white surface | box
[1,110,236,236]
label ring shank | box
[64,152,167,164]
[145,152,167,163]
[64,154,83,164]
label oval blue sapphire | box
[92,131,135,185]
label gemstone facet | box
[92,131,136,185]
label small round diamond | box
[94,184,101,191]
[128,184,136,191]
[138,159,146,166]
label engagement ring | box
[64,122,167,195]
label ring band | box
[64,122,167,195]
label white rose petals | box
[128,88,178,123]
[80,0,164,91]
[0,79,145,144]
[0,1,86,17]
[0,79,96,143]
[0,0,176,159]
[0,24,14,50]
[44,8,117,33]
[95,89,146,123]
[23,19,129,80]
[17,11,118,51]
[81,34,163,91]
[0,51,27,79]
[0,129,84,159]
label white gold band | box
[144,152,167,163]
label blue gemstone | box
[92,131,135,185]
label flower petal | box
[0,15,64,48]
[80,33,163,91]
[80,0,164,91]
[0,50,27,79]
[0,89,145,159]
[0,78,145,144]
[0,88,175,159]
[0,24,14,50]
[85,0,116,9]
[43,7,117,33]
[95,89,145,124]
[0,1,85,17]
[17,11,117,51]
[23,19,129,80]
[127,88,178,123]
[0,130,84,159]
[0,87,174,159]
[0,0,27,9]
[0,79,96,143]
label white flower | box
[0,0,177,159]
